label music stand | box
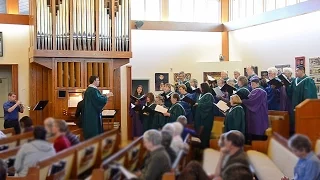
[33,100,49,122]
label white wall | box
[229,11,320,75]
[0,24,30,118]
[130,30,242,93]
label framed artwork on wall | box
[295,56,305,68]
[203,72,221,82]
[0,32,3,57]
[275,64,290,75]
[132,79,149,95]
[155,73,169,91]
[173,73,191,84]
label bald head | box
[44,117,55,136]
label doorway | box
[0,64,18,130]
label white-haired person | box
[265,67,281,110]
[221,70,229,82]
[135,130,171,180]
[170,122,189,154]
[176,115,197,140]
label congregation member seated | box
[135,130,171,180]
[19,116,34,133]
[14,126,56,177]
[44,117,55,137]
[60,120,80,146]
[221,163,254,180]
[213,130,250,179]
[161,130,177,164]
[170,122,185,154]
[0,159,7,180]
[176,115,197,140]
[0,130,6,139]
[52,119,71,152]
[224,95,245,135]
[282,134,320,180]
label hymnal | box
[278,74,291,86]
[154,105,168,114]
[267,78,283,88]
[221,83,237,92]
[181,96,196,105]
[213,87,224,97]
[214,100,230,113]
[130,95,146,102]
[102,90,110,94]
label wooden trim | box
[30,50,132,59]
[126,65,132,140]
[224,0,320,31]
[161,0,169,21]
[221,0,229,23]
[6,0,19,14]
[131,21,224,32]
[11,64,19,97]
[0,14,29,25]
[222,31,229,61]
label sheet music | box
[109,164,137,179]
[213,87,224,97]
[66,122,76,126]
[207,75,215,81]
[130,103,135,109]
[191,137,201,143]
[102,110,116,116]
[154,105,168,114]
[102,90,110,94]
[68,96,82,107]
[214,100,230,112]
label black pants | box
[4,120,21,134]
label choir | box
[130,66,318,147]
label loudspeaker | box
[135,21,144,29]
[58,91,66,98]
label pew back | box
[268,111,289,138]
[2,128,15,137]
[0,132,33,149]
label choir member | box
[265,67,281,110]
[178,84,196,124]
[141,93,156,132]
[242,77,268,142]
[217,79,225,89]
[280,68,295,135]
[189,78,198,89]
[176,71,192,93]
[194,83,215,148]
[224,95,246,135]
[163,93,185,123]
[83,76,112,139]
[234,70,241,89]
[154,95,167,129]
[246,66,258,91]
[236,76,250,100]
[160,83,173,108]
[221,70,229,81]
[130,85,145,137]
[287,65,318,134]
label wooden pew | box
[295,99,320,149]
[0,132,33,150]
[5,128,120,180]
[2,128,15,137]
[91,136,145,180]
[162,134,191,180]
[267,111,289,138]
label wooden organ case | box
[28,0,131,128]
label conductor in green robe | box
[163,93,185,123]
[194,83,214,148]
[224,95,246,135]
[287,65,317,133]
[82,76,112,140]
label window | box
[131,0,161,21]
[19,0,29,15]
[131,0,146,20]
[169,0,220,23]
[0,0,6,14]
[266,0,276,12]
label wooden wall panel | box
[104,63,110,87]
[11,64,18,98]
[87,62,93,81]
[69,62,75,87]
[113,67,121,125]
[99,63,104,87]
[57,62,63,87]
[63,62,69,87]
[126,66,132,140]
[75,62,81,87]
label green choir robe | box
[167,103,185,123]
[194,93,214,148]
[288,75,317,109]
[141,103,157,132]
[153,105,167,130]
[224,105,245,135]
[82,86,107,140]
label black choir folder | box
[278,74,292,86]
[268,78,283,88]
[130,95,146,102]
[221,83,237,93]
[182,96,196,105]
[192,88,201,94]
[235,90,249,100]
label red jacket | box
[54,135,71,153]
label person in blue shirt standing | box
[3,92,24,134]
[282,134,320,180]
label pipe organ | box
[29,0,131,126]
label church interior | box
[0,0,320,179]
